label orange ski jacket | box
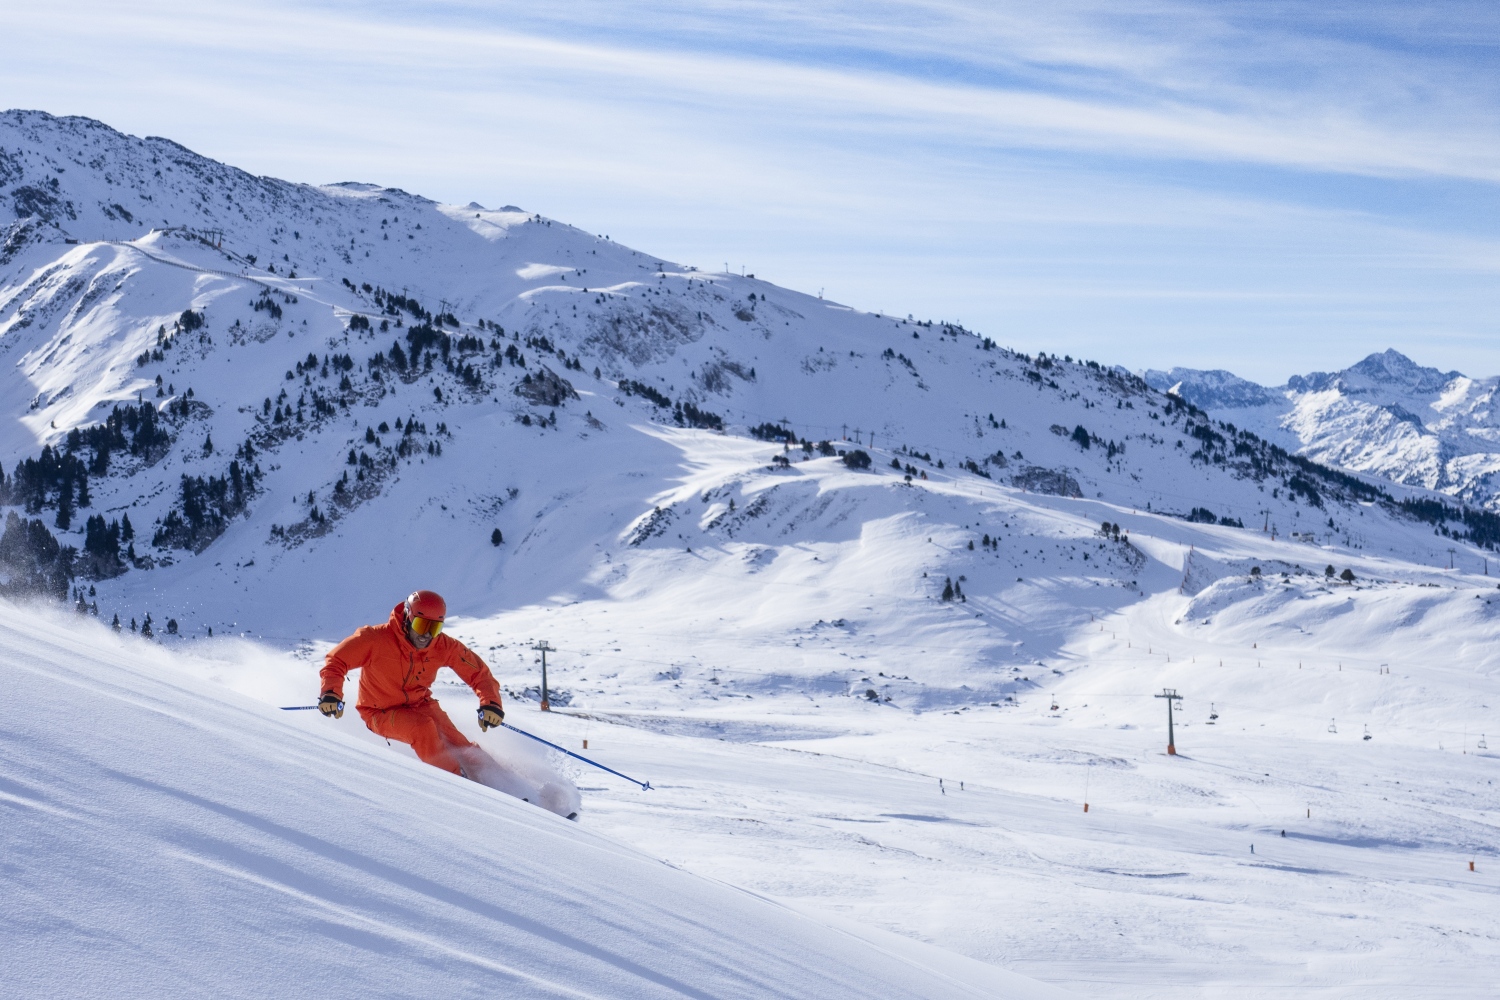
[320,602,502,713]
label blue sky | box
[3,1,1497,382]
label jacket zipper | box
[403,646,415,706]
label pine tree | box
[491,528,503,546]
[942,578,955,601]
[111,613,121,631]
[55,478,74,530]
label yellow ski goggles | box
[409,615,444,638]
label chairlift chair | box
[1363,724,1372,741]
[1328,719,1337,734]
[1208,702,1219,724]
[1479,734,1489,750]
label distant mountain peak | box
[1141,367,1273,410]
[1288,349,1462,396]
[1344,349,1461,392]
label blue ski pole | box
[281,700,342,715]
[501,722,652,791]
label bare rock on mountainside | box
[583,301,707,370]
[515,366,578,407]
[1011,466,1082,498]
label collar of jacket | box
[386,601,430,652]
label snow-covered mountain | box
[3,110,1483,636]
[1146,350,1500,509]
[6,111,1500,997]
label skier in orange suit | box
[319,590,505,777]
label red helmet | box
[405,590,446,623]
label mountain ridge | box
[1,109,1491,644]
[1145,348,1500,509]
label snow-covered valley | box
[2,110,1498,997]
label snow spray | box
[453,734,582,818]
[501,723,652,790]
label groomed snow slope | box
[190,471,1500,999]
[0,601,1065,1000]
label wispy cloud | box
[3,0,1498,381]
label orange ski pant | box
[360,701,474,775]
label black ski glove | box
[318,693,344,718]
[478,703,504,731]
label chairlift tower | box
[533,640,556,711]
[1155,688,1182,755]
